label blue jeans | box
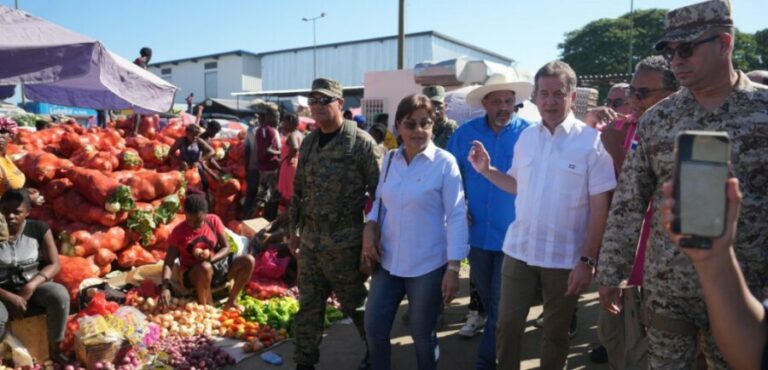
[469,248,504,370]
[365,266,444,370]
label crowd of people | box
[284,0,768,369]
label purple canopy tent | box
[0,6,177,113]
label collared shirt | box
[503,117,616,269]
[367,142,469,277]
[447,115,529,251]
[597,72,768,298]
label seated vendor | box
[160,192,255,308]
[0,189,69,364]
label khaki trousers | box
[496,256,578,370]
[598,287,648,370]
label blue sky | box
[2,0,764,101]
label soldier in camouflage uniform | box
[596,1,768,368]
[288,78,382,370]
[423,85,458,149]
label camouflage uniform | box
[596,72,768,369]
[431,117,458,149]
[289,119,382,366]
[423,85,458,149]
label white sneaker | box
[458,310,485,337]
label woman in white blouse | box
[362,94,469,370]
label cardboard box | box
[10,315,48,362]
[75,336,124,370]
[241,218,270,240]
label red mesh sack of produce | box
[117,244,158,269]
[55,255,100,301]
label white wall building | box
[149,31,513,104]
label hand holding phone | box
[672,131,731,249]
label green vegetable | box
[107,185,136,213]
[127,209,156,246]
[10,114,38,127]
[154,194,180,225]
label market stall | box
[0,115,332,369]
[0,6,177,114]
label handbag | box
[360,150,395,276]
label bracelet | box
[446,264,460,273]
[35,272,50,282]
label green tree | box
[753,28,768,69]
[558,9,667,99]
[733,30,762,71]
[559,11,764,99]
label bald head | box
[747,70,768,85]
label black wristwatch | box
[580,256,596,268]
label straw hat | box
[466,73,534,108]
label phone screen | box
[674,132,730,242]
[679,162,728,236]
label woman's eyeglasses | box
[308,96,337,106]
[627,86,664,100]
[401,119,434,130]
[662,35,720,61]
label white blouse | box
[368,143,469,277]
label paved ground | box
[229,269,610,370]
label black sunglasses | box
[627,86,664,100]
[401,118,434,130]
[662,35,720,61]
[604,98,627,109]
[308,96,337,106]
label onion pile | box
[148,302,222,338]
[148,335,235,369]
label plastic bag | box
[0,333,34,367]
[252,249,290,280]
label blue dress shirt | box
[446,115,530,251]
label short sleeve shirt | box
[168,214,225,268]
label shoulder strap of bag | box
[375,150,396,224]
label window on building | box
[362,98,386,126]
[204,62,217,70]
[204,71,218,98]
[161,68,172,75]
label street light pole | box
[15,0,26,105]
[302,12,326,81]
[628,0,634,75]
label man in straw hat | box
[446,73,532,369]
[596,0,768,368]
[289,78,381,370]
[468,62,616,369]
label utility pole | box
[302,12,326,81]
[628,0,635,75]
[397,0,404,70]
[16,0,26,105]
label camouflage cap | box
[310,78,343,99]
[422,85,446,103]
[654,0,733,51]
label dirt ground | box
[228,268,610,370]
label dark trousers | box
[0,282,70,346]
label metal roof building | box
[148,31,512,104]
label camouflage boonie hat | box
[310,78,343,99]
[654,0,733,51]
[422,85,446,103]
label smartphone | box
[672,131,731,249]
